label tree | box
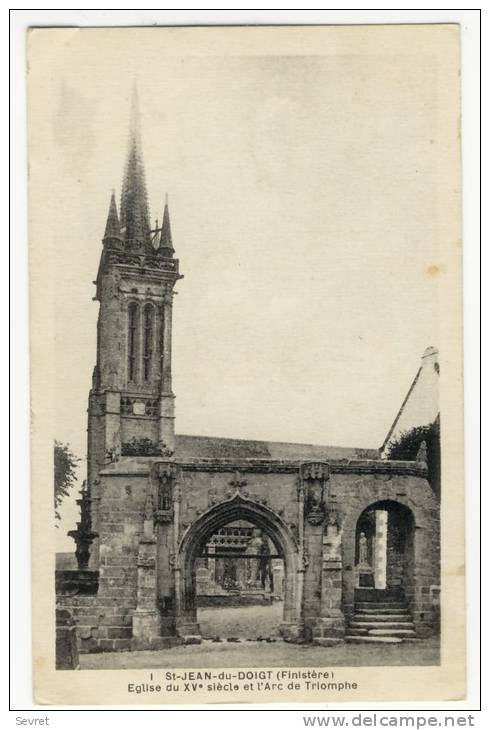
[385,417,440,495]
[54,441,81,523]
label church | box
[57,95,441,655]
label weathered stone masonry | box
[58,93,440,653]
[59,453,439,652]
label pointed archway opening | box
[177,494,299,639]
[354,500,415,602]
[195,519,285,639]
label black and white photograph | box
[26,23,465,704]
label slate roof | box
[174,434,379,461]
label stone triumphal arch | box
[58,93,440,654]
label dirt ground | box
[198,602,283,639]
[80,604,440,670]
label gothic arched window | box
[143,303,154,381]
[159,305,165,376]
[128,302,139,382]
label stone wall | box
[178,467,299,528]
[120,415,160,446]
[59,456,439,652]
[66,469,150,651]
[337,471,440,634]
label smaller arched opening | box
[127,301,139,383]
[142,302,154,382]
[354,500,415,601]
[177,496,299,640]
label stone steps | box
[369,628,416,637]
[348,598,417,643]
[345,635,403,644]
[350,621,415,630]
[357,607,409,615]
[356,602,407,611]
[353,614,412,623]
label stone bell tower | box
[82,89,183,567]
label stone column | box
[280,478,306,643]
[312,509,346,646]
[104,391,121,458]
[132,493,163,649]
[172,482,200,639]
[172,482,182,622]
[272,563,284,601]
[55,607,80,670]
[374,509,388,589]
[411,525,435,637]
[208,543,216,579]
[159,291,175,453]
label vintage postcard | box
[28,25,464,704]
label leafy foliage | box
[386,418,440,492]
[54,441,80,522]
[121,437,166,456]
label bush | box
[385,418,440,493]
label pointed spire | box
[158,193,174,257]
[103,190,121,241]
[119,85,151,247]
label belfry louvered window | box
[128,302,138,381]
[143,303,154,381]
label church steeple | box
[119,86,151,247]
[103,190,121,242]
[158,194,175,258]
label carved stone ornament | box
[229,471,248,490]
[144,491,154,521]
[323,510,343,562]
[157,474,172,512]
[300,462,329,525]
[146,464,178,522]
[67,482,98,569]
[105,443,120,464]
[173,483,182,504]
[143,491,155,539]
[302,547,310,570]
[300,462,329,482]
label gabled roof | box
[174,433,378,461]
[381,346,439,455]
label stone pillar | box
[411,525,435,637]
[280,478,306,643]
[196,565,211,595]
[159,292,175,453]
[374,509,388,589]
[104,391,121,460]
[56,607,80,670]
[67,484,97,571]
[272,563,284,601]
[172,484,199,639]
[312,510,345,646]
[208,543,216,579]
[132,493,163,649]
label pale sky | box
[30,29,445,550]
